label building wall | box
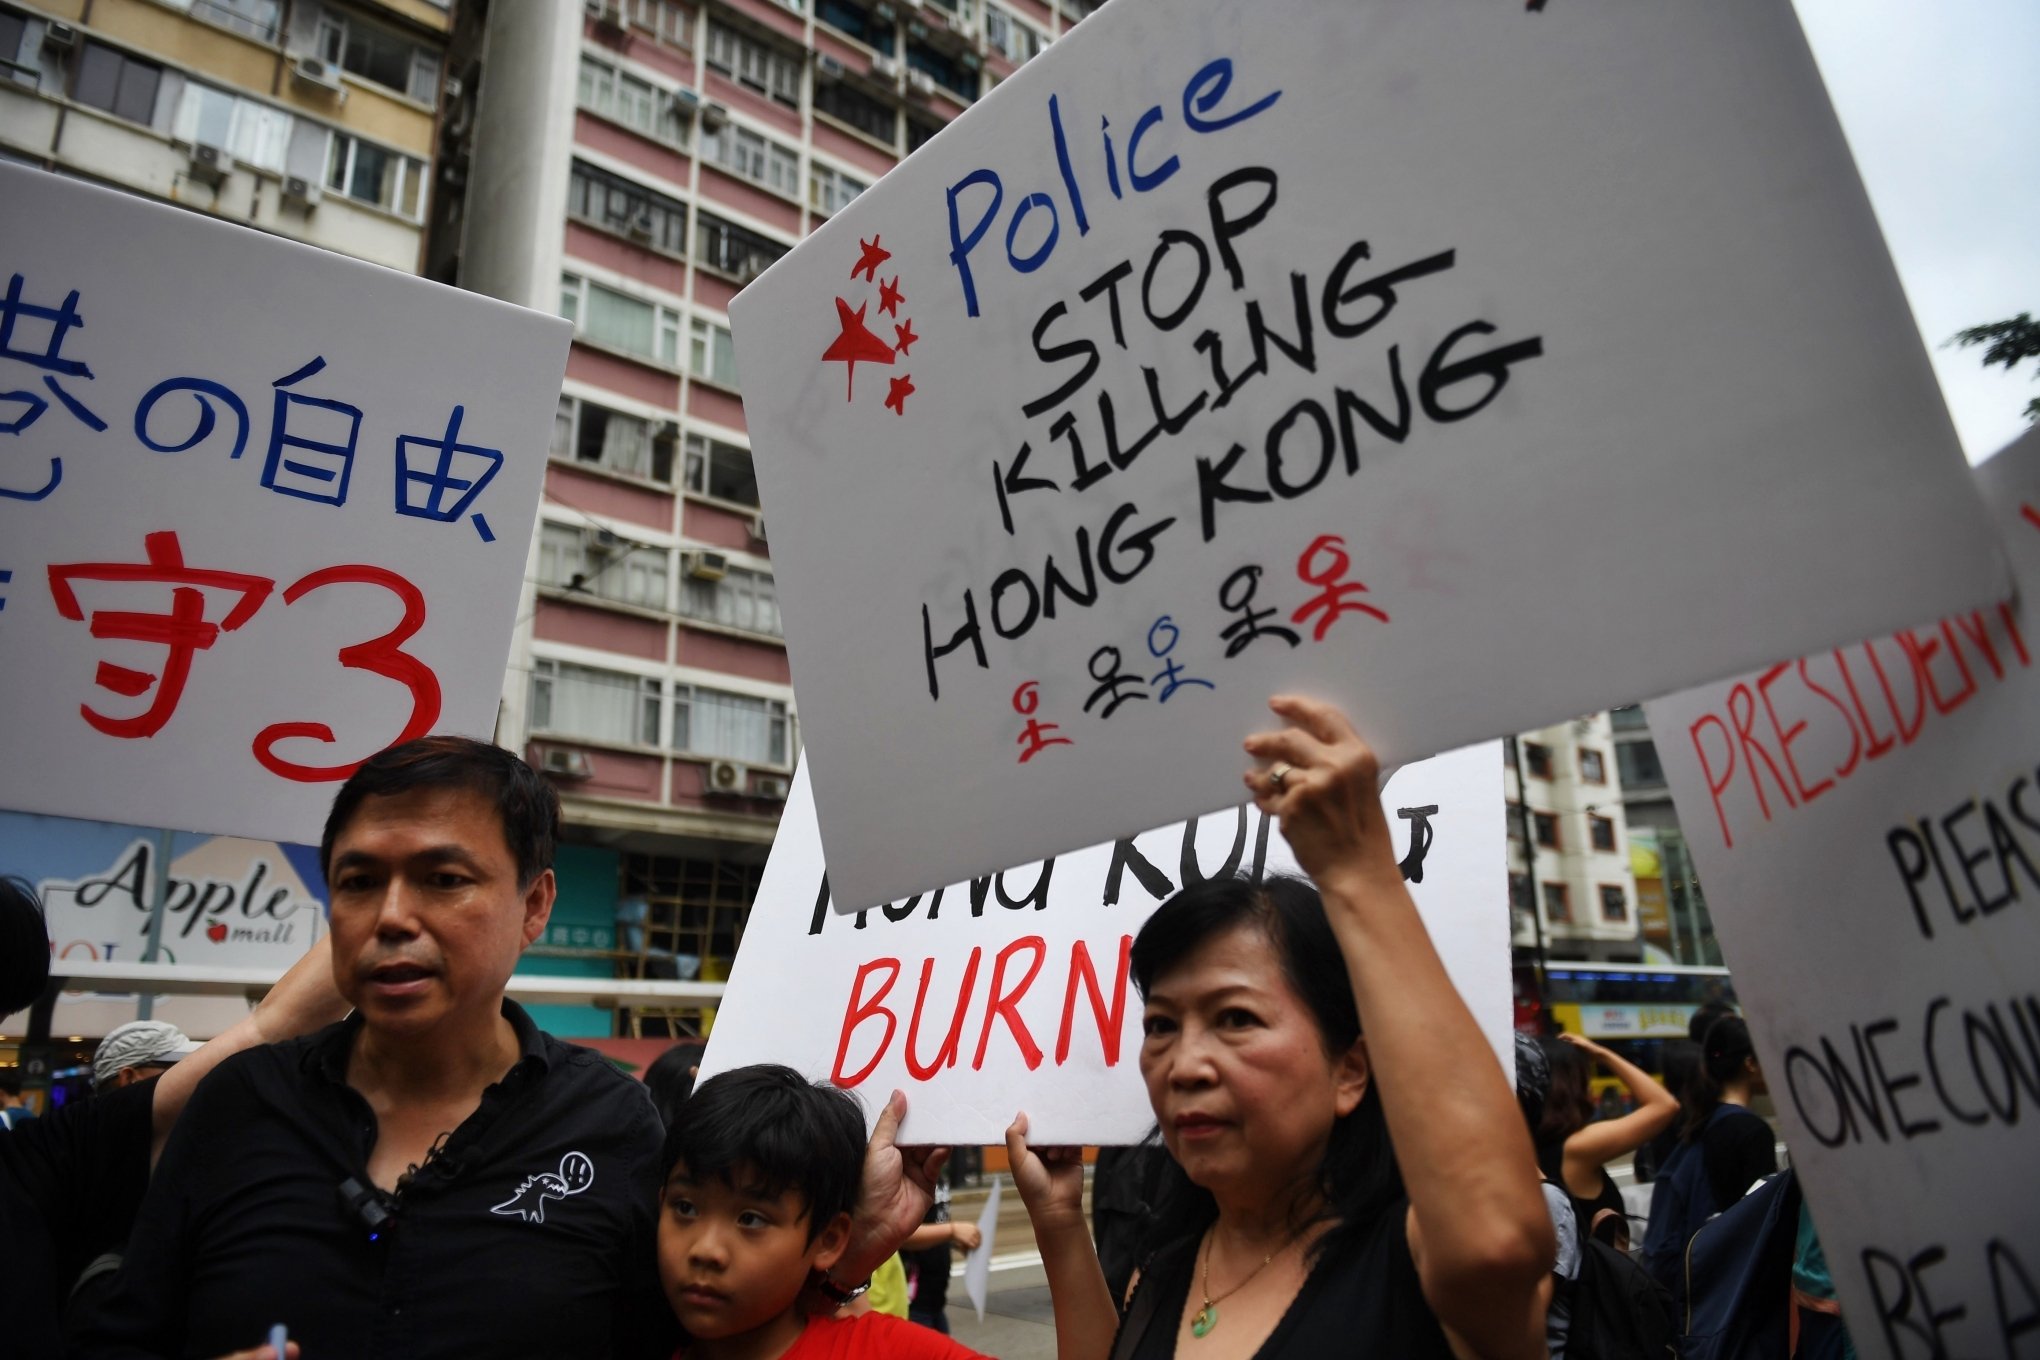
[1506,712,1643,962]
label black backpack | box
[1568,1233,1678,1360]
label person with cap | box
[93,1019,204,1091]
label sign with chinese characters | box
[0,166,568,844]
[728,0,2005,913]
[1646,429,2040,1360]
[1551,1002,1695,1042]
[698,743,1508,1144]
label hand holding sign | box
[1243,694,1403,890]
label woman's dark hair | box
[1127,874,1401,1266]
[661,1064,864,1243]
[1657,1039,1704,1107]
[1682,1015,1758,1142]
[1537,1037,1594,1146]
[644,1039,709,1130]
[1,876,51,1018]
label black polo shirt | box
[74,1001,677,1359]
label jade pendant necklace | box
[1189,1226,1296,1339]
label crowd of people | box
[0,695,1848,1359]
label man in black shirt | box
[76,738,676,1359]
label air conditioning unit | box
[672,86,701,110]
[584,526,625,554]
[753,775,791,802]
[906,70,937,97]
[700,101,729,132]
[869,53,900,80]
[734,257,767,284]
[281,175,323,209]
[655,419,681,444]
[540,748,595,779]
[683,549,729,581]
[291,55,345,93]
[186,142,235,187]
[41,22,78,51]
[816,53,845,77]
[747,514,767,542]
[706,758,746,794]
[626,210,655,241]
[589,0,628,34]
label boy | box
[659,1064,995,1360]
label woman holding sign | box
[1008,696,1552,1360]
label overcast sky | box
[1794,0,2039,463]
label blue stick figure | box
[1147,614,1215,702]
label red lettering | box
[831,958,901,1088]
[1863,636,1925,746]
[1055,935,1133,1066]
[1902,625,1976,718]
[2000,601,2031,668]
[1727,681,1796,821]
[903,948,983,1080]
[1835,645,1897,760]
[1798,657,1862,783]
[972,936,1047,1071]
[1756,663,1832,806]
[1690,713,1739,850]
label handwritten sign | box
[1645,428,2040,1360]
[697,743,1507,1144]
[0,166,567,844]
[728,0,2005,912]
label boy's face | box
[658,1161,850,1343]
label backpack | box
[1638,1105,1739,1308]
[1678,1169,1801,1360]
[1568,1235,1678,1360]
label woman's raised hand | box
[1006,1112,1088,1231]
[1242,695,1399,889]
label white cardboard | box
[729,0,2004,912]
[0,166,568,845]
[1645,428,2040,1360]
[699,743,1507,1145]
[962,1175,1000,1324]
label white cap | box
[93,1020,203,1087]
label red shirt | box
[677,1313,992,1360]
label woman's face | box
[1138,923,1368,1205]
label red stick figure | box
[1290,533,1388,642]
[1013,680,1073,763]
[47,530,274,738]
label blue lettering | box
[1182,58,1282,132]
[1006,192,1061,273]
[946,168,1005,318]
[1049,95,1089,236]
[1126,105,1180,192]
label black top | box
[1120,1202,1453,1360]
[73,1002,675,1360]
[0,1079,155,1356]
[1700,1106,1777,1211]
[1536,1138,1627,1238]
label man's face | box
[325,786,553,1040]
[111,1063,170,1089]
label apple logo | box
[206,920,228,944]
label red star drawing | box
[852,235,892,284]
[878,275,905,317]
[893,319,919,356]
[821,297,896,400]
[884,374,915,416]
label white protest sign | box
[0,166,567,844]
[729,0,2004,913]
[698,742,1506,1144]
[1645,427,2040,1360]
[962,1176,1000,1324]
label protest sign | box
[698,742,1506,1144]
[0,165,567,845]
[728,0,2004,912]
[1645,428,2040,1360]
[962,1177,1000,1324]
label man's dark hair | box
[1,875,51,1018]
[320,737,559,889]
[661,1064,864,1243]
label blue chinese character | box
[0,273,108,501]
[133,376,251,462]
[395,404,504,542]
[261,356,361,506]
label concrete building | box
[1506,713,1643,965]
[1,0,454,275]
[1608,702,1725,966]
[430,0,1103,1032]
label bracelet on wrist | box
[814,1271,871,1306]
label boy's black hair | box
[661,1064,864,1243]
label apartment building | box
[431,0,1104,1025]
[1608,703,1726,966]
[1506,713,1643,965]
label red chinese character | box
[1013,679,1073,763]
[47,530,274,738]
[1290,533,1389,642]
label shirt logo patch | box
[491,1151,595,1225]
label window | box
[924,0,974,21]
[627,0,694,49]
[1617,740,1665,788]
[552,394,676,481]
[1599,885,1629,923]
[699,119,800,198]
[905,41,974,100]
[817,0,894,54]
[675,685,789,765]
[1533,811,1560,850]
[325,133,426,218]
[704,21,801,106]
[1505,802,1524,841]
[0,11,33,86]
[1509,873,1533,914]
[1588,814,1617,853]
[679,564,781,636]
[813,78,896,143]
[1609,704,1648,732]
[169,0,283,42]
[316,7,440,103]
[530,658,662,746]
[689,318,739,387]
[74,42,163,126]
[568,160,689,254]
[1543,882,1572,924]
[694,212,789,281]
[577,54,690,148]
[684,433,758,505]
[175,83,293,172]
[906,116,942,153]
[1580,747,1607,783]
[985,5,1044,63]
[807,162,867,217]
[560,273,682,365]
[537,522,670,609]
[1524,742,1553,780]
